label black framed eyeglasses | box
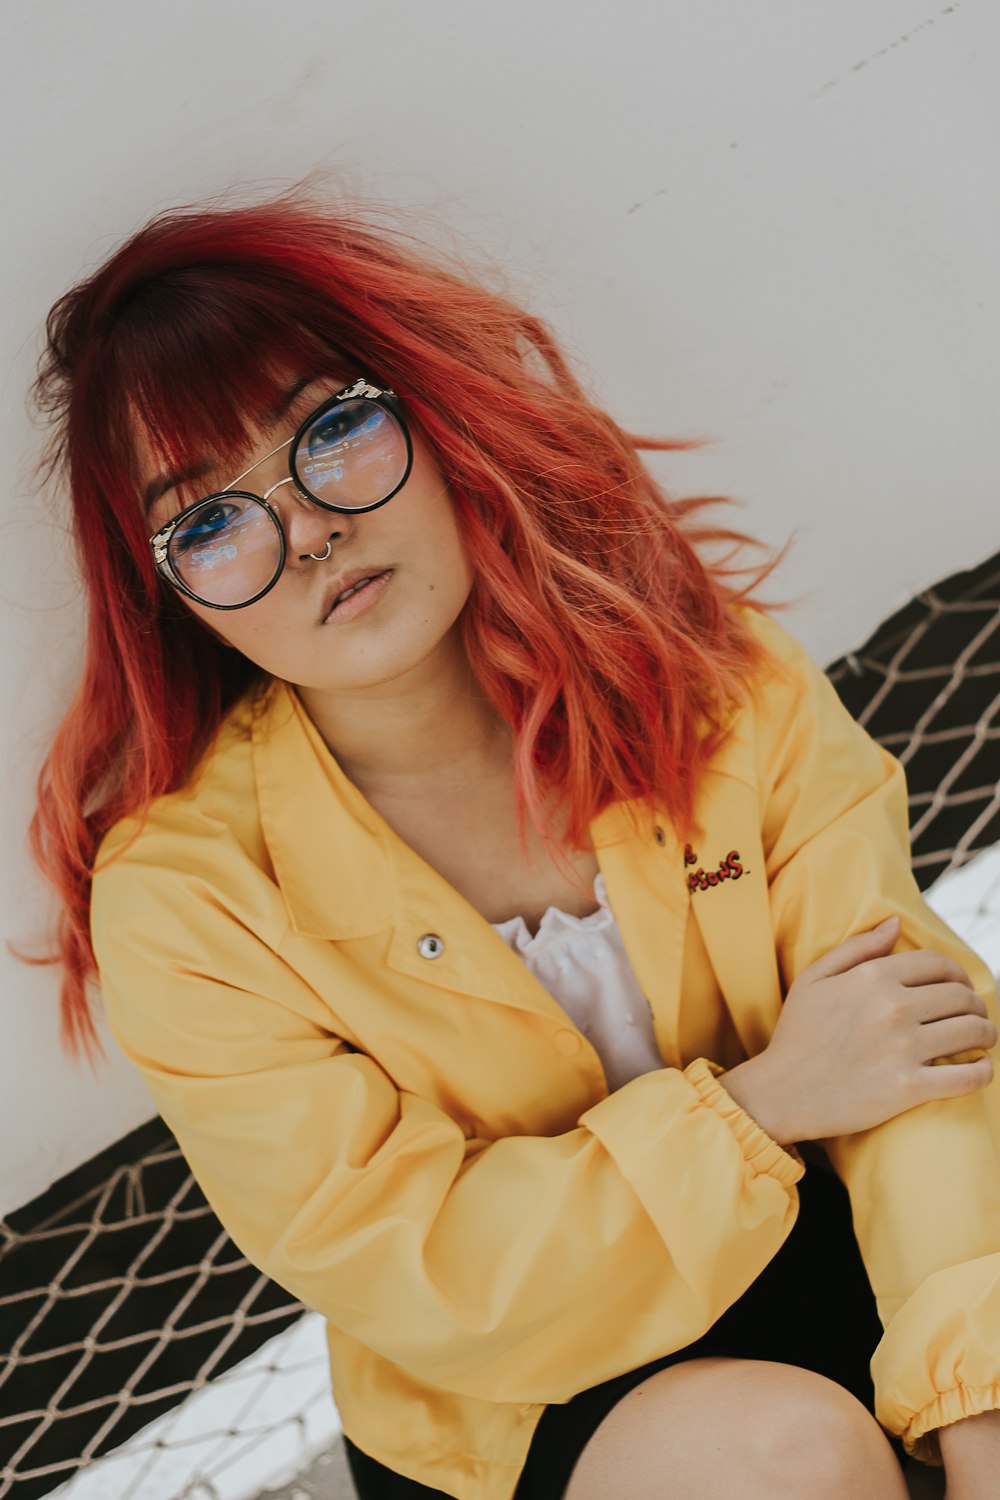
[148,377,413,610]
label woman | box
[30,193,1000,1500]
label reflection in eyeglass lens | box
[295,400,408,510]
[171,499,281,606]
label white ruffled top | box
[491,872,664,1092]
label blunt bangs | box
[94,272,357,517]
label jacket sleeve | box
[91,833,803,1406]
[746,607,1000,1463]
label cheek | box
[178,595,236,646]
[182,595,280,657]
[429,516,475,614]
[190,611,239,648]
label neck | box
[296,634,512,795]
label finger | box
[916,1014,998,1063]
[905,981,990,1024]
[805,918,900,980]
[881,948,975,990]
[914,1055,994,1104]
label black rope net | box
[0,1132,314,1500]
[2,547,999,1498]
[827,549,1000,888]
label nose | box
[267,477,351,562]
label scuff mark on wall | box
[816,4,962,96]
[626,186,668,216]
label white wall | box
[3,0,999,1214]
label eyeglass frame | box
[147,376,413,610]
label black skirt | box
[344,1164,908,1499]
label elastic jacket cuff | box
[685,1057,806,1187]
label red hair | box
[29,190,791,1057]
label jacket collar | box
[250,681,683,1032]
[251,677,699,1045]
[252,678,395,939]
[251,676,694,927]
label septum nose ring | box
[309,540,333,562]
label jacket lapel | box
[686,765,783,1061]
[253,679,578,1020]
[588,801,691,1070]
[253,677,765,1069]
[251,680,393,939]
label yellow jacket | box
[91,607,1000,1499]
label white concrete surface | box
[45,1312,341,1500]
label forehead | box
[134,370,342,518]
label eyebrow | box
[143,375,316,514]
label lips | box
[321,567,393,623]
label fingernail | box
[875,916,898,932]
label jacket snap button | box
[654,825,667,846]
[417,934,445,960]
[554,1030,582,1056]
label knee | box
[729,1361,900,1495]
[565,1357,904,1500]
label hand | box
[719,917,996,1146]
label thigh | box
[563,1356,911,1500]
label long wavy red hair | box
[29,190,791,1058]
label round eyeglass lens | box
[168,495,282,607]
[292,398,409,511]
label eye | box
[308,407,357,451]
[172,502,241,553]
